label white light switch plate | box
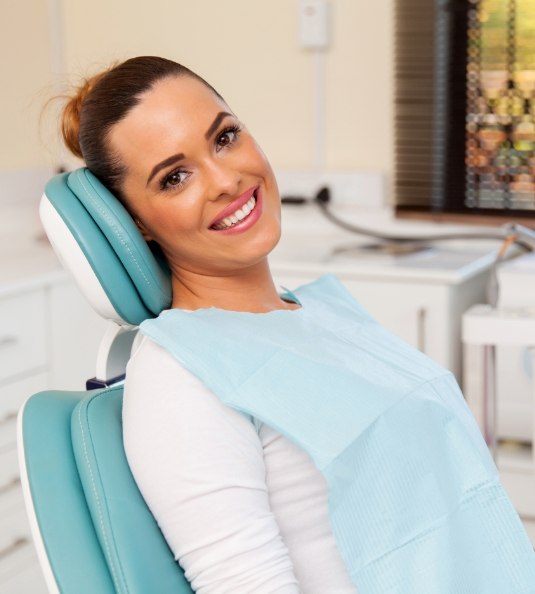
[298,0,330,50]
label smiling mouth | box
[210,191,258,230]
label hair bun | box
[60,70,109,159]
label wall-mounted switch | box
[298,0,330,50]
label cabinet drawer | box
[0,480,29,552]
[0,447,20,493]
[0,407,17,453]
[0,531,45,592]
[0,373,48,454]
[0,534,33,580]
[0,290,47,384]
[1,558,48,594]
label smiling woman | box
[105,74,282,309]
[58,56,535,593]
[63,58,284,312]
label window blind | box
[395,0,535,221]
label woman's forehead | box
[108,76,233,183]
[110,77,230,150]
[135,76,229,124]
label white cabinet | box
[462,307,535,544]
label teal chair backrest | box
[20,387,193,594]
[19,168,192,593]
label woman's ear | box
[134,217,154,242]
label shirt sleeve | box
[122,336,301,594]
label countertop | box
[271,202,502,284]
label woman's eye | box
[216,125,241,150]
[162,170,187,190]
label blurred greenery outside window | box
[395,0,535,220]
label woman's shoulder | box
[123,335,258,431]
[124,335,207,409]
[125,334,189,388]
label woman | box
[61,56,535,593]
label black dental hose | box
[313,187,534,251]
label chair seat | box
[19,387,193,594]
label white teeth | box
[212,195,257,230]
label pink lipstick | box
[209,186,263,234]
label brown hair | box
[61,56,223,199]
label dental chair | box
[17,168,194,593]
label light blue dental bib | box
[140,275,535,593]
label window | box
[395,0,535,222]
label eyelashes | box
[159,122,243,192]
[215,123,242,150]
[159,169,189,191]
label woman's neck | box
[170,261,299,313]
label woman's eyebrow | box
[145,112,233,186]
[146,153,185,186]
[204,111,233,139]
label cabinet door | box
[48,278,109,391]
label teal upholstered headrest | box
[42,168,172,326]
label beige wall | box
[2,0,393,180]
[1,0,55,169]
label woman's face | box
[109,75,281,279]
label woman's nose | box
[205,159,241,200]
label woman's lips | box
[209,186,263,234]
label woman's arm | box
[123,337,300,593]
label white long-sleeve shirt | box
[123,336,357,593]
